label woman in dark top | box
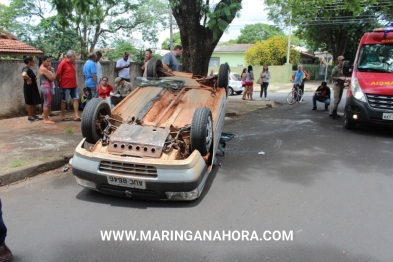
[21,56,41,122]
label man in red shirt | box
[56,50,81,121]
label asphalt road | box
[1,91,393,262]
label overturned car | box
[71,60,230,200]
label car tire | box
[228,87,234,96]
[146,57,164,78]
[217,63,229,88]
[343,111,356,130]
[81,98,112,144]
[236,91,243,95]
[190,107,213,156]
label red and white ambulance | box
[343,27,393,129]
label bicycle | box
[287,85,303,105]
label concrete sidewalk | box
[0,81,323,186]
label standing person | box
[98,76,114,99]
[241,68,247,100]
[141,49,153,77]
[115,52,131,82]
[209,70,214,76]
[21,56,41,122]
[260,64,271,100]
[0,199,12,262]
[245,65,254,101]
[39,55,56,124]
[293,65,305,101]
[330,55,346,119]
[83,53,99,101]
[312,81,331,111]
[162,45,183,72]
[95,51,103,84]
[56,50,81,121]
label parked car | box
[214,72,243,96]
[70,59,230,201]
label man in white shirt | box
[95,51,102,84]
[115,52,131,82]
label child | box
[80,88,88,110]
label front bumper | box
[71,139,209,200]
[344,96,393,126]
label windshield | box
[357,44,393,73]
[135,77,185,90]
[231,73,242,81]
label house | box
[209,44,254,68]
[294,46,318,64]
[0,30,43,58]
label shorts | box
[41,86,53,108]
[245,81,253,87]
[61,87,79,102]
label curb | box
[0,154,73,186]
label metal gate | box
[50,59,62,111]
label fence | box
[301,64,334,81]
[0,59,143,118]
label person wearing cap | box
[312,81,331,111]
[115,52,131,82]
[330,55,346,119]
[110,77,133,106]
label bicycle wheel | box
[297,89,303,102]
[287,90,296,105]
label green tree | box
[31,16,80,59]
[52,0,168,60]
[160,32,182,50]
[170,0,242,75]
[236,23,284,44]
[244,36,300,65]
[104,39,140,61]
[264,0,389,61]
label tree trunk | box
[171,0,240,75]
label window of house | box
[209,57,220,67]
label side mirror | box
[343,60,353,77]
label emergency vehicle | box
[343,27,393,129]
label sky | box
[156,0,272,45]
[1,0,273,47]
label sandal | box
[43,120,55,124]
[74,117,81,121]
[60,117,71,121]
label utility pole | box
[169,7,173,50]
[286,13,292,64]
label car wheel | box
[191,107,213,156]
[236,91,243,95]
[343,111,356,130]
[146,57,164,78]
[228,87,234,96]
[81,98,112,144]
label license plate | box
[107,175,146,189]
[382,113,393,120]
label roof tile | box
[0,37,43,56]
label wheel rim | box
[229,87,233,96]
[206,116,213,149]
